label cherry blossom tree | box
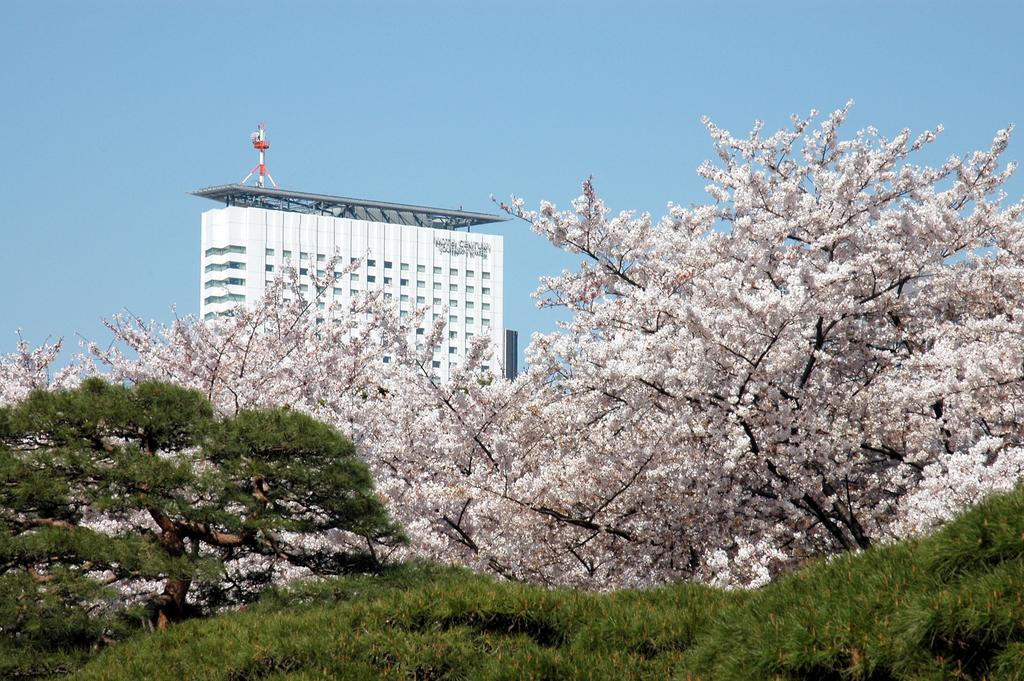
[6,104,1024,590]
[0,337,67,407]
[85,265,669,586]
[506,103,1024,583]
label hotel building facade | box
[195,184,512,382]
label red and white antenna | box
[241,122,277,188]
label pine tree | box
[0,378,403,675]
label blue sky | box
[2,1,1022,366]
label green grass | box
[54,486,1024,679]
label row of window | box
[204,293,245,305]
[412,345,478,356]
[200,312,490,369]
[263,249,492,279]
[277,286,493,321]
[381,355,491,372]
[265,266,493,297]
[205,261,245,273]
[375,291,492,311]
[410,329,479,340]
[211,247,495,280]
[204,277,245,289]
[205,245,247,257]
[379,294,490,310]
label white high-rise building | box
[194,184,511,382]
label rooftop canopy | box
[192,184,508,230]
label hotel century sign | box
[435,237,491,258]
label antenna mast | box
[241,123,277,188]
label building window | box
[449,299,458,307]
[317,269,325,277]
[333,287,344,295]
[300,285,309,292]
[482,287,491,295]
[433,282,441,290]
[384,261,393,269]
[417,280,425,288]
[482,318,490,327]
[384,277,392,285]
[450,268,458,276]
[433,266,442,275]
[367,258,377,267]
[350,273,359,281]
[416,296,425,304]
[482,303,491,310]
[449,315,458,323]
[204,245,247,257]
[283,250,292,258]
[400,278,409,286]
[433,297,442,305]
[265,265,274,272]
[417,264,425,273]
[466,317,475,324]
[466,285,475,293]
[466,301,475,309]
[432,360,441,368]
[466,269,475,277]
[449,331,457,339]
[400,310,409,318]
[416,328,425,335]
[400,294,409,302]
[367,275,376,283]
[300,252,309,260]
[384,293,393,301]
[383,356,391,364]
[482,272,491,280]
[300,268,309,276]
[400,263,409,271]
[449,284,458,292]
[448,347,457,354]
[265,248,275,256]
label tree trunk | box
[154,577,192,631]
[149,510,191,631]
